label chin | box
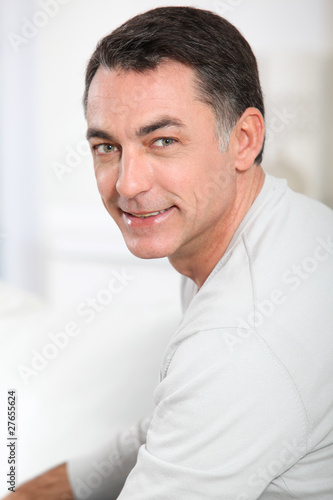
[124,240,175,260]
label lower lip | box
[122,207,176,228]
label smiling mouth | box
[126,208,173,219]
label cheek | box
[190,157,234,213]
[95,166,118,201]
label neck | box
[169,165,265,288]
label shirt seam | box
[161,324,309,469]
[241,232,311,454]
[162,326,254,379]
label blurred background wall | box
[0,0,332,302]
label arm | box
[2,418,149,500]
[2,463,74,500]
[117,330,307,499]
[67,418,150,500]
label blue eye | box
[154,138,176,147]
[95,144,118,153]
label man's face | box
[86,61,238,265]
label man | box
[6,6,333,499]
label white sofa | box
[0,278,181,495]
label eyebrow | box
[86,117,185,142]
[136,117,185,137]
[86,129,114,142]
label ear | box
[232,108,265,172]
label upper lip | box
[121,207,174,216]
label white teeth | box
[131,209,168,219]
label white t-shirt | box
[68,175,333,499]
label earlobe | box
[234,108,265,172]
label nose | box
[116,148,153,199]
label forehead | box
[86,61,202,124]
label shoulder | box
[153,328,308,475]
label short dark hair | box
[84,6,265,164]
